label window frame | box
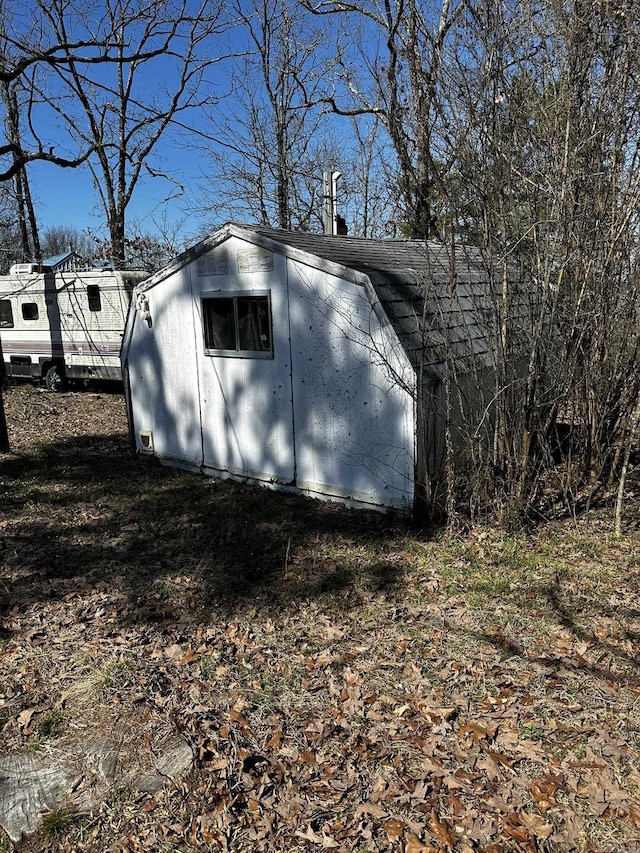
[0,299,14,328]
[201,291,273,359]
[21,302,39,321]
[87,284,102,312]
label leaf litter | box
[0,384,639,851]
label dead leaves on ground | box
[147,639,640,852]
[1,386,640,851]
[3,585,639,852]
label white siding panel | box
[127,268,202,467]
[288,261,415,509]
[196,238,296,484]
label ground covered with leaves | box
[1,384,639,852]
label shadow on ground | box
[2,428,638,692]
[0,433,423,625]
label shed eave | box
[131,222,236,295]
[227,224,373,289]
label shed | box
[121,224,526,513]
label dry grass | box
[1,384,639,852]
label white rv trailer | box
[0,264,149,389]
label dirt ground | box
[1,384,639,852]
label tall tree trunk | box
[2,85,40,259]
[14,163,40,260]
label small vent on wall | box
[197,252,228,276]
[237,248,274,273]
[139,430,154,453]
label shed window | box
[202,294,272,356]
[0,300,13,328]
[22,302,39,321]
[87,285,102,311]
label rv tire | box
[45,365,64,392]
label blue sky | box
[26,112,224,251]
[29,141,207,243]
[16,0,366,250]
[17,1,253,248]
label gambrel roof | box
[138,223,529,380]
[242,225,527,380]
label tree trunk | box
[614,398,640,536]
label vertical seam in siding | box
[285,259,297,485]
[188,263,205,469]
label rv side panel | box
[0,269,148,384]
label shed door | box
[197,292,296,485]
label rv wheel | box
[45,365,64,392]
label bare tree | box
[0,183,24,272]
[434,0,640,524]
[0,0,228,449]
[0,0,130,452]
[0,0,114,260]
[0,0,127,181]
[91,212,191,271]
[304,0,469,238]
[38,0,228,265]
[300,0,639,526]
[40,225,95,260]
[0,80,40,259]
[342,115,399,237]
[200,0,336,231]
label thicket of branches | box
[441,0,640,528]
[0,0,638,528]
[290,0,640,528]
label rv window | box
[87,285,102,312]
[22,303,39,321]
[202,294,272,356]
[0,300,13,328]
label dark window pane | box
[238,296,271,351]
[0,300,13,328]
[22,302,39,320]
[203,298,236,350]
[87,285,101,311]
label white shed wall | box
[126,266,203,467]
[125,231,416,511]
[194,238,295,484]
[287,260,415,509]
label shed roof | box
[138,223,529,380]
[246,224,483,283]
[241,225,525,379]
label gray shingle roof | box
[139,222,530,381]
[244,225,525,379]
